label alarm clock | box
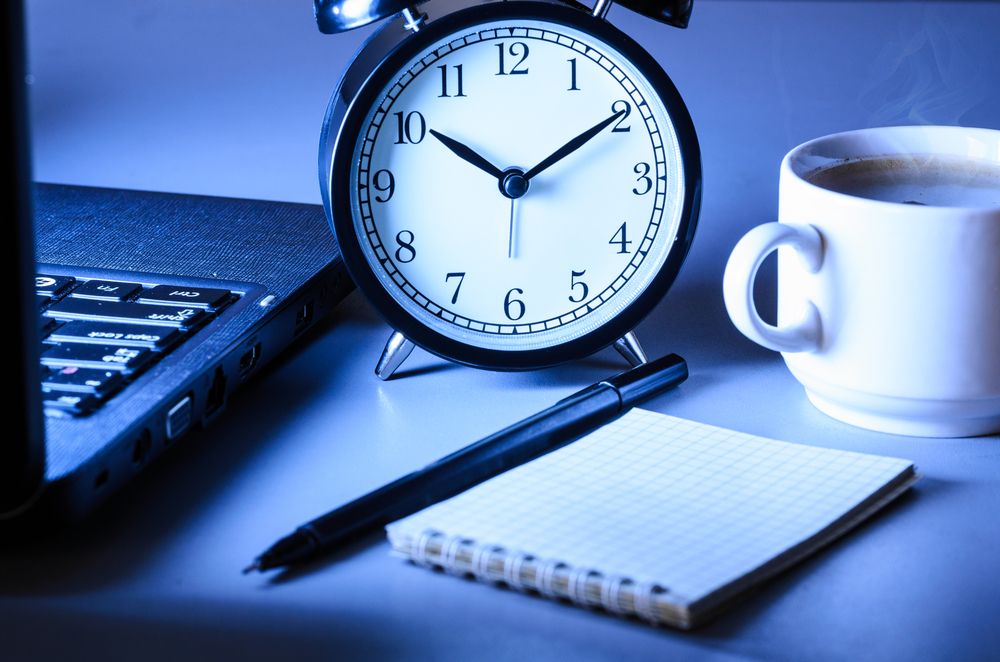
[316,0,700,379]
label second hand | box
[507,198,516,259]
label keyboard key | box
[41,343,154,374]
[71,279,142,302]
[39,317,59,338]
[138,284,232,310]
[37,294,51,308]
[49,321,181,350]
[43,392,100,415]
[35,274,75,297]
[43,365,124,396]
[45,298,208,329]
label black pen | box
[243,353,688,574]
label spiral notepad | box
[386,409,917,629]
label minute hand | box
[523,109,626,181]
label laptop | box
[2,2,351,521]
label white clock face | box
[349,17,686,352]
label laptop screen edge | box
[2,0,46,517]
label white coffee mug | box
[723,126,1000,437]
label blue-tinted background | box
[6,1,1000,660]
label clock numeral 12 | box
[437,64,466,98]
[393,111,426,144]
[395,230,416,263]
[445,272,465,304]
[504,287,526,321]
[610,222,632,254]
[496,42,529,75]
[569,270,589,303]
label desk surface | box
[6,1,1000,660]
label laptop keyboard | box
[36,273,238,416]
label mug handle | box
[723,223,824,353]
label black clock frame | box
[322,0,701,371]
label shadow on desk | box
[0,279,776,598]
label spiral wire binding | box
[404,529,672,624]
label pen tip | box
[242,560,261,575]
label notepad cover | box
[386,409,916,629]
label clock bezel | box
[326,0,701,371]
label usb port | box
[239,342,262,379]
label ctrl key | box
[43,392,100,415]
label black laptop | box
[2,2,351,521]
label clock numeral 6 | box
[373,169,395,202]
[496,42,529,76]
[632,162,652,196]
[610,222,633,254]
[569,270,589,303]
[504,287,526,321]
[445,272,465,304]
[437,64,466,98]
[611,100,631,133]
[393,111,426,145]
[395,230,416,263]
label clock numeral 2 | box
[373,169,395,202]
[394,111,426,144]
[504,287,526,321]
[395,230,416,263]
[610,223,632,254]
[632,162,652,196]
[569,270,589,303]
[496,42,529,76]
[611,100,631,133]
[445,272,465,304]
[437,64,466,98]
[567,58,580,91]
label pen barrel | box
[306,387,624,546]
[298,354,688,563]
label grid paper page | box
[387,409,914,605]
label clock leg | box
[613,330,648,367]
[375,331,415,380]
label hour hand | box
[429,129,504,180]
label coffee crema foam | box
[806,154,1000,208]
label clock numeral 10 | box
[445,272,465,304]
[373,169,395,202]
[437,64,466,98]
[496,42,529,76]
[567,58,580,91]
[569,270,589,303]
[610,222,632,254]
[395,230,416,263]
[393,111,426,145]
[504,287,526,321]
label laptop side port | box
[166,394,194,442]
[239,342,262,380]
[206,365,228,417]
[131,428,152,465]
[294,299,315,336]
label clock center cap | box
[500,168,529,199]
